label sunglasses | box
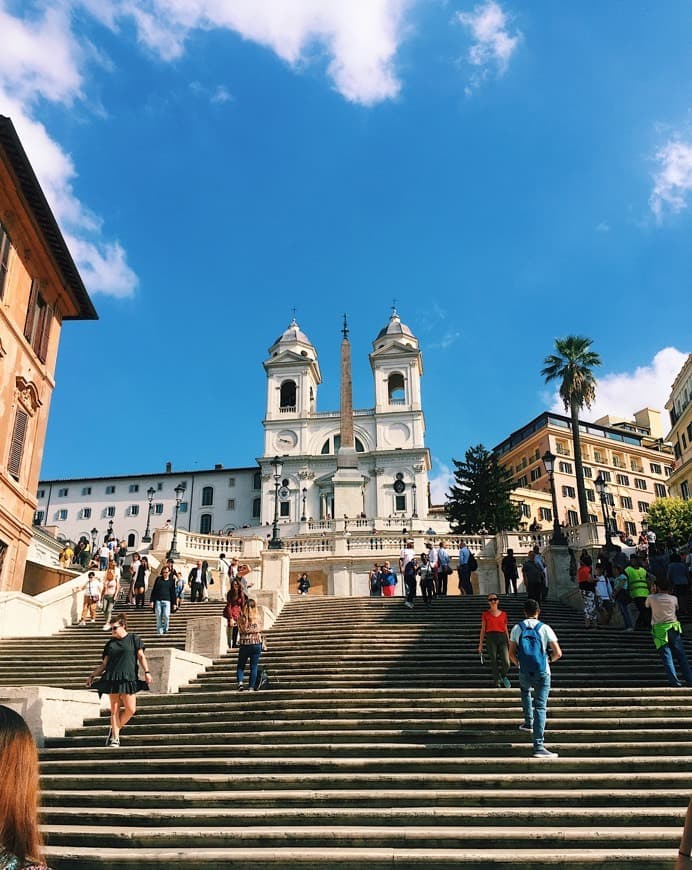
[110,625,121,631]
[488,597,499,603]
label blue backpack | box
[517,620,547,676]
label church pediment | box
[264,349,322,379]
[369,340,419,359]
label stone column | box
[542,544,581,609]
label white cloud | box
[596,221,610,232]
[549,347,689,427]
[429,458,453,505]
[456,0,521,93]
[650,138,692,220]
[117,0,412,106]
[0,3,138,298]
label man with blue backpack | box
[509,598,563,759]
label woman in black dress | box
[85,614,152,747]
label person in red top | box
[478,594,511,688]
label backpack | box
[517,620,547,676]
[467,552,478,572]
[254,666,273,691]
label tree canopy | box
[445,444,520,534]
[646,498,692,546]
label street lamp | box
[90,528,98,552]
[412,482,418,518]
[641,519,649,534]
[541,450,568,545]
[301,487,307,522]
[142,486,156,543]
[167,482,187,560]
[594,471,615,551]
[268,456,284,550]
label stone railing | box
[0,569,92,638]
[287,537,335,554]
[151,527,265,560]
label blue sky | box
[2,0,690,500]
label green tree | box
[646,498,692,546]
[445,444,521,534]
[541,335,601,524]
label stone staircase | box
[2,595,691,868]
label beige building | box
[0,115,96,591]
[494,409,674,536]
[665,354,692,501]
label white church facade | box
[259,311,432,527]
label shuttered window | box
[7,408,29,480]
[0,222,11,299]
[23,280,52,363]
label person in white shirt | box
[78,572,102,625]
[98,544,110,571]
[399,541,415,575]
[218,553,231,597]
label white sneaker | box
[404,601,413,609]
[102,623,111,631]
[532,747,558,759]
[78,621,86,626]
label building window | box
[624,521,636,536]
[129,483,139,493]
[681,481,689,500]
[201,486,214,506]
[562,485,576,498]
[252,497,261,518]
[105,485,116,494]
[179,502,188,513]
[23,280,52,363]
[228,477,236,487]
[33,510,44,525]
[320,434,365,454]
[600,470,611,482]
[616,474,629,486]
[520,503,531,517]
[279,380,296,410]
[654,483,667,498]
[558,461,573,474]
[9,408,31,480]
[82,486,91,495]
[56,509,68,521]
[555,442,570,456]
[387,372,406,404]
[253,472,261,490]
[582,466,592,478]
[612,454,625,469]
[588,514,598,524]
[634,478,647,490]
[200,514,212,534]
[58,487,69,497]
[128,505,139,516]
[530,468,542,482]
[154,503,164,514]
[37,488,45,498]
[227,499,236,510]
[105,506,115,517]
[604,493,615,507]
[127,533,136,548]
[539,507,552,521]
[594,451,605,463]
[567,509,579,526]
[157,482,163,491]
[630,460,644,473]
[665,466,672,477]
[280,501,290,517]
[621,496,633,509]
[394,495,406,512]
[0,221,11,299]
[80,507,92,519]
[586,489,595,502]
[516,475,528,488]
[637,501,650,513]
[650,462,662,475]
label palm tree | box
[541,336,601,525]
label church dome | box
[267,316,318,360]
[375,309,417,344]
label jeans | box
[616,596,633,630]
[99,556,108,571]
[155,600,171,634]
[458,565,472,595]
[102,595,115,624]
[405,573,416,604]
[519,670,551,750]
[237,643,262,688]
[485,633,510,681]
[657,629,692,687]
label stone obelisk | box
[332,315,362,518]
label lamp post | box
[167,482,186,560]
[142,486,156,543]
[90,528,98,553]
[541,450,568,545]
[641,519,649,534]
[412,482,418,519]
[301,487,307,522]
[268,456,283,550]
[594,471,615,551]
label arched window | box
[321,434,365,454]
[201,486,214,506]
[388,372,405,404]
[127,532,136,548]
[280,380,296,409]
[200,514,212,534]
